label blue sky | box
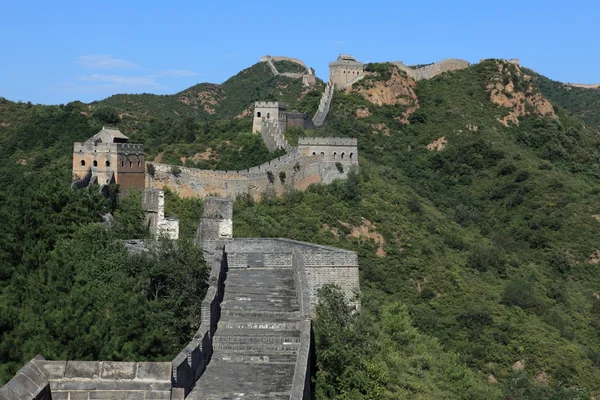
[1,0,597,104]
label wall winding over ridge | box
[147,149,356,200]
[393,58,470,80]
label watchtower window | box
[257,112,261,117]
[121,160,125,167]
[80,160,85,166]
[333,152,337,159]
[312,152,316,156]
[349,152,354,159]
[341,153,345,159]
[138,161,141,167]
[93,160,98,167]
[105,161,110,167]
[129,161,133,168]
[267,112,270,118]
[320,152,324,156]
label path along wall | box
[147,152,356,201]
[393,58,470,80]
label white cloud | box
[158,69,202,77]
[78,74,160,87]
[78,55,138,69]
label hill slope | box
[94,61,325,126]
[234,60,600,397]
[1,58,600,398]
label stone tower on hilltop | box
[252,102,287,134]
[72,127,145,195]
[329,54,364,88]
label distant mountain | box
[93,61,325,128]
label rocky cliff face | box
[348,66,419,123]
[487,62,556,126]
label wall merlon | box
[298,137,357,146]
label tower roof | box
[338,54,357,61]
[88,126,129,143]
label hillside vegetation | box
[1,59,600,399]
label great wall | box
[0,198,360,400]
[5,52,599,399]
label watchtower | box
[195,197,233,246]
[252,101,287,133]
[297,137,359,164]
[72,127,145,195]
[329,55,364,88]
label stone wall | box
[211,238,360,312]
[170,246,227,396]
[0,356,175,400]
[298,137,358,164]
[329,56,364,88]
[195,197,233,244]
[143,189,179,240]
[73,141,145,194]
[312,82,334,127]
[393,58,470,81]
[566,83,600,89]
[147,147,353,201]
[259,55,315,87]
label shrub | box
[497,160,517,176]
[146,163,156,178]
[171,166,181,177]
[502,277,538,309]
[467,243,505,272]
[92,106,120,124]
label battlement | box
[298,137,357,146]
[254,101,286,109]
[116,143,144,153]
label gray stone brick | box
[135,363,171,381]
[65,361,100,379]
[101,362,136,380]
[34,360,66,379]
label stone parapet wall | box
[170,245,227,396]
[260,55,315,87]
[312,82,334,127]
[305,266,360,310]
[42,360,172,400]
[147,150,350,200]
[393,58,470,81]
[0,356,174,400]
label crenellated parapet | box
[72,127,145,195]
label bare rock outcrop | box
[349,66,419,124]
[487,62,556,126]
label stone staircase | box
[188,254,301,399]
[312,82,334,127]
[260,120,294,153]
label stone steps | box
[213,342,300,352]
[190,361,295,398]
[189,251,301,399]
[217,321,300,331]
[220,309,300,319]
[214,334,301,345]
[223,290,297,300]
[213,352,298,364]
[190,392,291,400]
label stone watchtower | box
[195,197,233,245]
[329,54,364,88]
[72,127,145,195]
[252,102,287,134]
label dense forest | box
[2,58,600,399]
